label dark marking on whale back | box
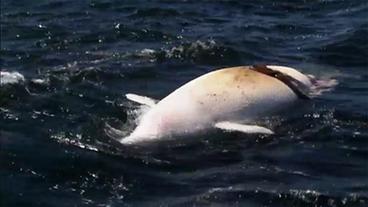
[251,65,310,99]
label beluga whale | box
[116,65,336,145]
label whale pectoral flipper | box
[214,121,274,135]
[126,93,158,107]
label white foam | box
[31,78,48,85]
[136,48,156,59]
[1,71,25,85]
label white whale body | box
[118,65,336,145]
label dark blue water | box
[1,1,367,206]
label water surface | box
[1,0,368,206]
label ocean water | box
[1,0,367,206]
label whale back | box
[155,66,299,124]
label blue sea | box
[1,0,367,206]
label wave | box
[183,187,368,206]
[0,71,25,85]
[314,25,368,67]
[133,40,243,65]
